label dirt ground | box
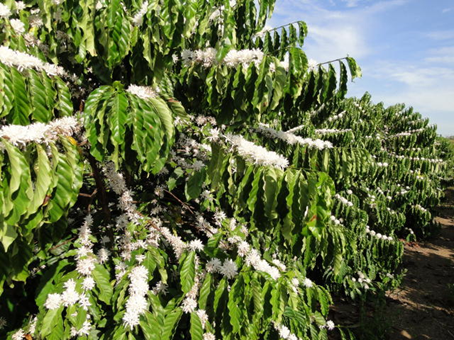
[385,190,454,340]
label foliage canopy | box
[0,0,451,339]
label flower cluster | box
[308,58,318,71]
[274,324,301,340]
[365,226,394,242]
[0,317,6,330]
[0,3,11,18]
[0,117,81,147]
[0,46,69,77]
[256,124,333,150]
[70,320,93,337]
[12,329,25,340]
[44,279,81,310]
[181,48,217,67]
[292,277,314,290]
[103,163,206,263]
[10,18,25,34]
[389,128,425,138]
[44,217,98,322]
[223,133,289,169]
[223,48,264,68]
[329,215,344,226]
[103,163,144,226]
[327,110,346,122]
[160,227,189,259]
[206,257,239,279]
[75,215,98,277]
[388,152,443,164]
[174,132,211,161]
[181,48,264,68]
[351,272,372,290]
[192,114,217,127]
[123,266,149,329]
[131,1,148,26]
[334,193,354,207]
[226,236,282,280]
[126,84,159,100]
[315,128,351,134]
[321,320,335,331]
[413,204,428,213]
[151,280,168,295]
[195,213,219,236]
[203,332,216,340]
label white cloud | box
[425,46,454,64]
[442,8,452,14]
[271,0,408,61]
[271,0,373,61]
[342,0,360,7]
[270,0,453,135]
[350,61,454,135]
[365,0,409,14]
[425,30,454,40]
[306,25,369,60]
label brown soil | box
[386,190,454,340]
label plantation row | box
[0,0,451,339]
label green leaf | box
[228,274,245,332]
[180,251,196,294]
[108,90,129,167]
[298,21,308,45]
[40,306,64,338]
[263,167,283,220]
[190,312,203,340]
[140,311,161,340]
[47,144,74,223]
[198,273,213,310]
[161,308,183,340]
[148,97,175,142]
[130,96,166,173]
[29,69,53,122]
[27,144,53,216]
[84,86,115,161]
[54,77,73,117]
[0,224,18,252]
[346,57,362,80]
[185,168,206,200]
[92,264,113,305]
[283,307,307,327]
[338,61,348,98]
[10,67,31,124]
[2,141,33,230]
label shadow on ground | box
[385,213,454,340]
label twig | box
[87,154,111,222]
[317,56,349,66]
[448,329,454,339]
[48,237,76,252]
[164,189,195,215]
[79,190,97,198]
[265,21,301,33]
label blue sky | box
[269,0,454,136]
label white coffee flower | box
[10,19,25,34]
[44,293,62,310]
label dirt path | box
[386,190,454,340]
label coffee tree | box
[0,0,450,339]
